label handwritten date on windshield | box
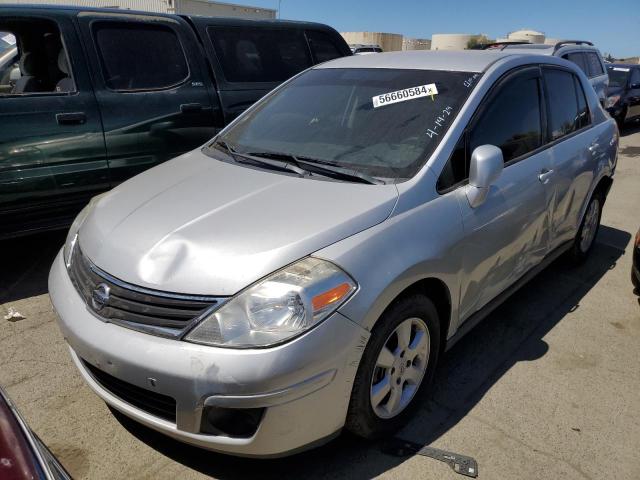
[426,106,454,139]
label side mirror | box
[465,145,503,208]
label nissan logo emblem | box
[91,283,110,311]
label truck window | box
[208,26,311,83]
[0,20,75,96]
[93,22,189,91]
[306,30,343,63]
[585,52,604,78]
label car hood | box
[79,149,398,296]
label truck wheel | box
[569,192,603,263]
[345,294,440,439]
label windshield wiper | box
[210,142,307,176]
[246,151,385,185]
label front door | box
[454,67,553,320]
[76,12,219,184]
[0,10,107,237]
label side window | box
[563,52,588,76]
[93,22,188,91]
[630,69,640,88]
[469,73,542,163]
[438,70,542,191]
[306,30,343,64]
[0,20,75,96]
[574,76,591,130]
[544,68,582,140]
[208,27,312,83]
[585,52,604,77]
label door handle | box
[588,143,600,154]
[538,169,554,184]
[180,103,203,113]
[56,112,86,125]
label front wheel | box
[568,192,603,262]
[345,294,440,439]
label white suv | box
[487,41,609,104]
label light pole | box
[277,0,282,19]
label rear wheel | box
[568,192,603,262]
[345,294,440,439]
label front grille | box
[68,239,224,338]
[82,360,177,423]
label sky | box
[245,0,638,58]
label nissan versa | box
[49,50,618,457]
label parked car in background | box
[605,64,640,128]
[0,4,351,239]
[0,386,71,479]
[49,50,617,457]
[486,40,609,104]
[633,228,640,295]
[351,44,383,54]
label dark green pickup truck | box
[0,4,350,238]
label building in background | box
[431,33,491,50]
[402,37,431,51]
[496,29,546,44]
[340,32,403,52]
[2,0,276,18]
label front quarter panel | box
[316,169,463,338]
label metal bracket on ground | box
[381,438,479,478]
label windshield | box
[212,68,479,182]
[607,66,630,88]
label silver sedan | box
[49,50,617,457]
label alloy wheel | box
[580,198,600,253]
[370,317,430,419]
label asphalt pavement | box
[1,124,639,480]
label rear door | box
[542,66,598,248]
[77,12,219,184]
[193,19,313,125]
[0,10,107,237]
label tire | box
[568,191,603,263]
[345,294,440,439]
[615,108,627,130]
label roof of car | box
[315,50,514,73]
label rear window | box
[544,69,584,140]
[607,66,630,88]
[585,52,604,77]
[306,30,344,63]
[208,26,312,83]
[93,22,189,91]
[564,52,588,76]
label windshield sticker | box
[426,106,454,139]
[613,67,630,72]
[373,84,438,108]
[1,33,16,45]
[463,73,480,88]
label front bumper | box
[49,250,369,457]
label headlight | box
[605,95,621,109]
[184,257,357,348]
[62,193,105,267]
